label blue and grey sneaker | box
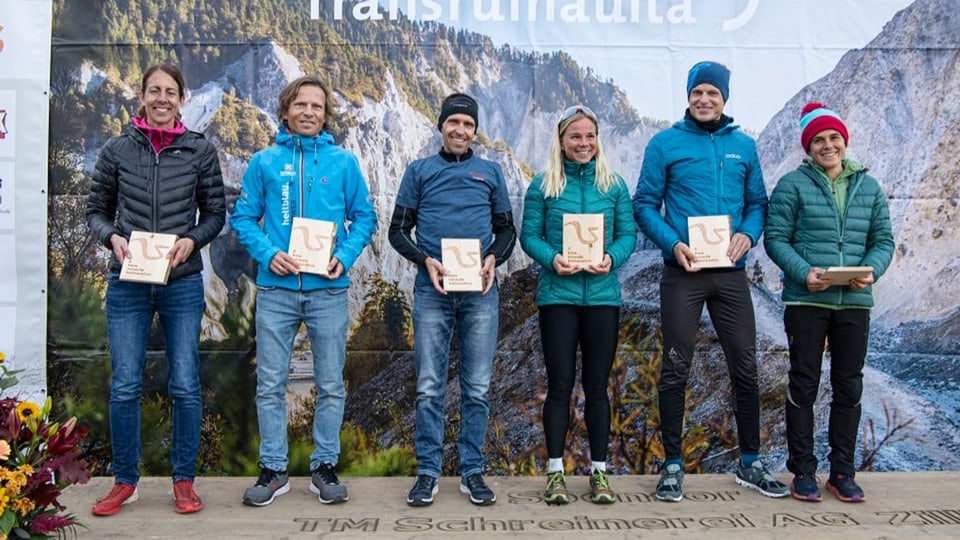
[460,474,496,505]
[406,475,439,507]
[310,463,349,504]
[656,463,684,502]
[242,465,290,507]
[791,472,822,502]
[735,460,790,498]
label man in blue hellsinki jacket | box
[231,75,377,508]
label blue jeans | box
[412,283,498,478]
[105,272,205,485]
[254,286,348,471]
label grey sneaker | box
[735,460,790,498]
[406,475,439,507]
[656,463,684,502]
[310,463,349,504]
[242,466,290,507]
[460,474,496,505]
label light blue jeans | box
[254,286,348,471]
[412,283,499,478]
[105,272,205,485]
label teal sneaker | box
[735,460,790,498]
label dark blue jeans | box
[784,305,869,476]
[412,282,499,478]
[105,272,205,485]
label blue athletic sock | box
[741,453,758,467]
[665,458,683,468]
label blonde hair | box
[540,111,617,198]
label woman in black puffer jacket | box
[86,63,225,517]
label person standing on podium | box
[632,61,789,502]
[765,102,894,503]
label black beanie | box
[437,93,479,131]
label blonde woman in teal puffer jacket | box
[520,105,637,506]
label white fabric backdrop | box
[0,0,52,402]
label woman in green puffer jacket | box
[520,105,637,506]
[765,102,894,504]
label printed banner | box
[0,0,52,401]
[30,0,960,476]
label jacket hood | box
[675,113,738,135]
[801,157,866,178]
[275,126,336,148]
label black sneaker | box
[459,474,496,505]
[242,465,290,507]
[791,473,822,502]
[310,463,348,504]
[406,475,438,507]
[826,473,865,503]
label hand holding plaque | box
[441,238,483,292]
[687,215,733,269]
[562,213,604,266]
[120,231,178,284]
[288,217,337,275]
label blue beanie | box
[687,61,730,102]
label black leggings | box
[539,304,620,462]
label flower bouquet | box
[0,352,91,539]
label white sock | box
[593,461,606,473]
[547,458,564,473]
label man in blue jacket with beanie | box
[633,61,789,502]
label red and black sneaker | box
[826,473,865,503]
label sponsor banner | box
[0,0,54,81]
[0,0,51,399]
[0,90,13,157]
[0,161,13,230]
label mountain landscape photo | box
[46,0,959,478]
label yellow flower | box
[7,470,27,490]
[11,496,34,516]
[0,351,5,363]
[0,440,8,461]
[15,401,39,424]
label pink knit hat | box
[799,102,849,151]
